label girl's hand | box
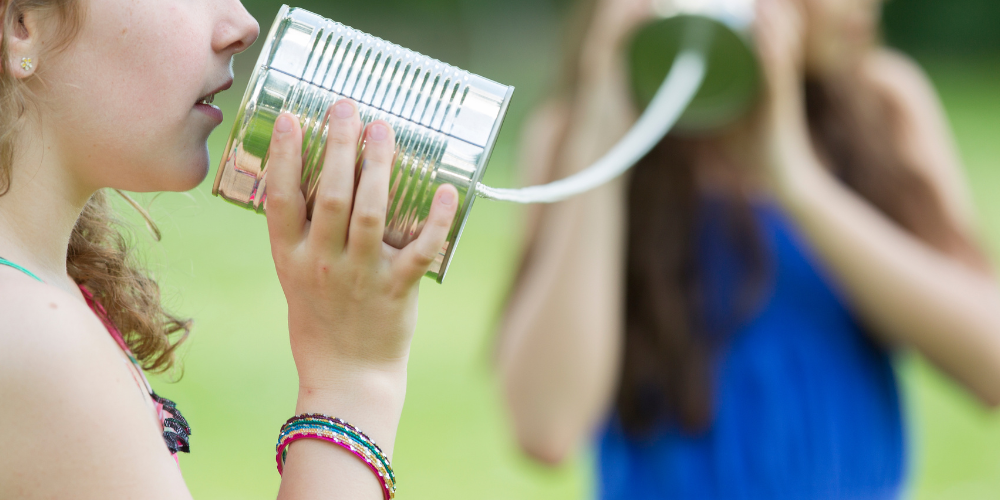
[589,0,655,50]
[754,0,820,196]
[266,101,457,496]
[263,100,459,389]
[580,0,656,77]
[755,0,806,114]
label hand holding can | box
[264,101,458,391]
[214,6,513,283]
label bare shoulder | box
[0,272,121,393]
[861,48,939,109]
[0,272,189,499]
[860,48,953,141]
[861,48,976,227]
[0,272,106,366]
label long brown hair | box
[549,1,980,435]
[619,77,983,435]
[0,0,190,372]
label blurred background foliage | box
[131,1,1000,499]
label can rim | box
[628,13,759,134]
[213,4,291,196]
[433,84,515,283]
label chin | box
[177,157,211,191]
[160,150,211,192]
[177,167,210,191]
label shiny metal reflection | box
[631,0,759,132]
[214,5,514,283]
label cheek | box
[49,3,212,189]
[96,8,206,140]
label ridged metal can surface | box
[213,5,514,282]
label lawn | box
[897,57,1000,500]
[131,48,1000,499]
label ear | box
[6,8,43,78]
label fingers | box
[308,99,363,254]
[264,113,307,250]
[754,0,805,79]
[347,121,396,263]
[393,184,459,285]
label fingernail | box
[275,114,293,133]
[369,123,388,141]
[439,188,455,206]
[333,100,354,119]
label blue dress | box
[598,200,906,499]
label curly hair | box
[0,0,190,372]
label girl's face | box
[799,0,881,75]
[33,0,259,194]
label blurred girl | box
[498,0,1000,497]
[0,1,457,498]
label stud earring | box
[20,57,33,71]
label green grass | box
[897,56,1000,500]
[130,55,1000,499]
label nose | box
[213,0,261,56]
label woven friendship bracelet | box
[279,423,391,477]
[279,415,394,482]
[278,429,394,489]
[277,416,395,480]
[278,425,393,483]
[276,414,396,500]
[282,414,390,470]
[276,419,396,499]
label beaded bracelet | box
[276,414,396,500]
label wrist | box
[295,363,408,459]
[286,307,416,380]
[772,151,833,214]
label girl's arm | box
[497,127,628,464]
[266,102,458,498]
[497,0,652,464]
[758,0,1000,406]
[0,101,459,500]
[863,49,980,238]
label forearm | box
[498,45,635,462]
[781,164,1000,405]
[277,363,407,499]
[499,176,626,463]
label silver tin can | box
[631,0,758,132]
[213,5,514,283]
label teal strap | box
[0,257,43,282]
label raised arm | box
[496,0,653,464]
[264,102,458,499]
[757,0,1000,406]
[0,101,459,500]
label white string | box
[474,41,709,204]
